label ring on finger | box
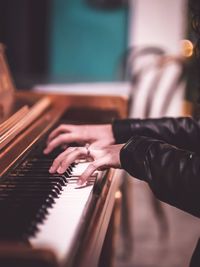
[85,143,90,157]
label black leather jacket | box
[112,117,200,266]
[112,117,200,218]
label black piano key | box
[0,183,62,195]
[0,180,63,192]
[0,142,78,240]
[8,174,68,186]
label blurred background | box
[0,0,196,92]
[0,0,128,88]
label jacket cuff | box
[112,119,136,143]
[120,135,160,181]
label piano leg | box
[98,191,122,267]
[119,174,135,259]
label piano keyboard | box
[0,146,102,263]
[30,164,97,262]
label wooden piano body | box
[0,44,128,267]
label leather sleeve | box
[112,117,200,154]
[120,135,200,218]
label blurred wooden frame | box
[182,100,193,116]
[0,242,58,267]
[0,44,15,122]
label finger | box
[49,150,69,173]
[44,133,75,154]
[77,159,104,185]
[49,147,76,173]
[47,125,73,144]
[56,147,89,174]
[77,163,97,186]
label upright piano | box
[0,44,128,267]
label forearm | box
[120,135,200,218]
[113,117,200,154]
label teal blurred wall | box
[49,0,128,82]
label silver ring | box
[85,143,90,157]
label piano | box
[0,44,128,267]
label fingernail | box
[43,148,49,154]
[77,180,83,186]
[57,166,64,174]
[49,167,54,173]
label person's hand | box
[44,124,115,154]
[49,143,124,186]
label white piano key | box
[70,162,98,177]
[30,162,97,262]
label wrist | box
[103,124,115,144]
